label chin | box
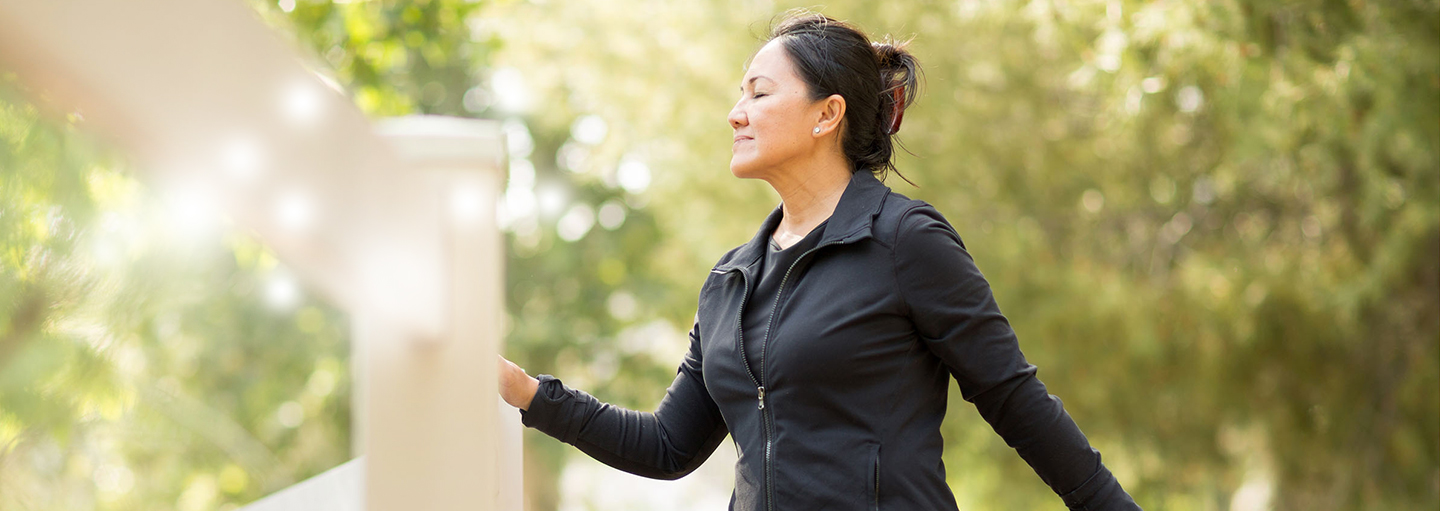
[729,157,762,179]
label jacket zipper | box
[730,268,761,393]
[726,267,773,511]
[759,238,844,511]
[725,236,848,511]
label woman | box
[498,10,1141,511]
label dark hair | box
[767,9,922,182]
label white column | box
[364,116,518,511]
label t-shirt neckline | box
[769,219,829,253]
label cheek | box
[754,106,800,149]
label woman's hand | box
[498,355,540,411]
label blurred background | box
[0,0,1436,510]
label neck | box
[764,152,852,241]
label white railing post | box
[367,116,518,511]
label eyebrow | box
[740,75,773,91]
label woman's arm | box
[499,318,729,480]
[892,205,1141,511]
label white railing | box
[0,1,521,509]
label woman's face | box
[728,40,828,180]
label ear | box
[812,94,846,137]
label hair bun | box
[872,39,919,135]
[872,41,904,68]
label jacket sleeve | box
[892,205,1141,511]
[518,317,729,480]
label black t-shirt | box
[740,219,829,374]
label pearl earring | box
[813,126,821,134]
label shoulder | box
[872,190,962,251]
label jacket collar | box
[713,171,891,272]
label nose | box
[728,101,746,130]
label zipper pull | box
[757,386,766,410]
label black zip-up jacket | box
[521,171,1141,510]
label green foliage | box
[253,0,494,116]
[1,0,1435,510]
[0,74,351,509]
[487,0,1439,509]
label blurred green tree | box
[482,0,1439,509]
[0,71,353,509]
[0,0,1434,510]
